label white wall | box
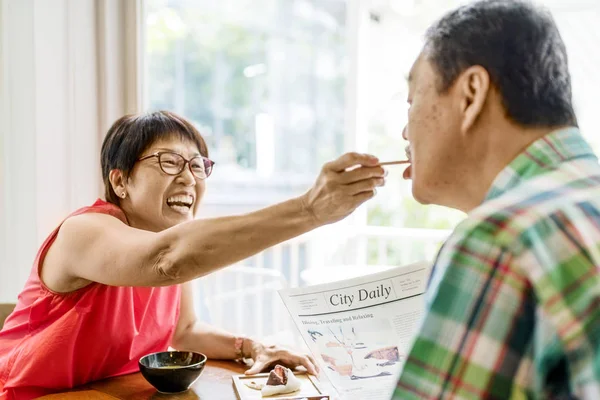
[0,0,8,302]
[0,0,140,302]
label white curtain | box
[0,0,142,302]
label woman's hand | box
[302,152,385,225]
[244,340,320,376]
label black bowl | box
[139,351,207,393]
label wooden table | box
[40,360,247,399]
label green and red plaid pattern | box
[393,127,600,399]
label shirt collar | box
[485,127,597,201]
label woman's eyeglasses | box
[138,152,215,179]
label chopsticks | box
[345,159,410,172]
[378,160,410,166]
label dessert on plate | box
[243,364,302,397]
[262,364,302,397]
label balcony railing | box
[196,225,452,340]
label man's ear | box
[457,65,490,134]
[109,169,127,199]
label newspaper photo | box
[278,261,431,400]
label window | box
[144,0,600,338]
[145,0,348,197]
[361,0,600,266]
[145,0,351,338]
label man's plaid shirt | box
[394,127,600,399]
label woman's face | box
[119,136,207,232]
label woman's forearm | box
[57,154,380,289]
[148,153,382,285]
[156,196,318,283]
[171,320,251,360]
[171,321,319,376]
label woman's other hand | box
[244,340,320,376]
[302,152,385,224]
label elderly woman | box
[0,111,385,399]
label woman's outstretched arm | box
[42,152,384,290]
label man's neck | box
[458,123,570,213]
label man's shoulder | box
[452,158,600,251]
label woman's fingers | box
[325,152,379,173]
[306,354,320,374]
[245,359,267,375]
[346,177,385,195]
[301,354,319,375]
[338,165,386,185]
[245,352,319,376]
[303,152,382,224]
[288,354,318,376]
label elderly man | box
[394,0,600,399]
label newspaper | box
[278,262,431,400]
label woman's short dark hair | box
[100,110,209,205]
[424,0,577,127]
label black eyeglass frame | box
[138,151,215,179]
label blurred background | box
[1,0,599,342]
